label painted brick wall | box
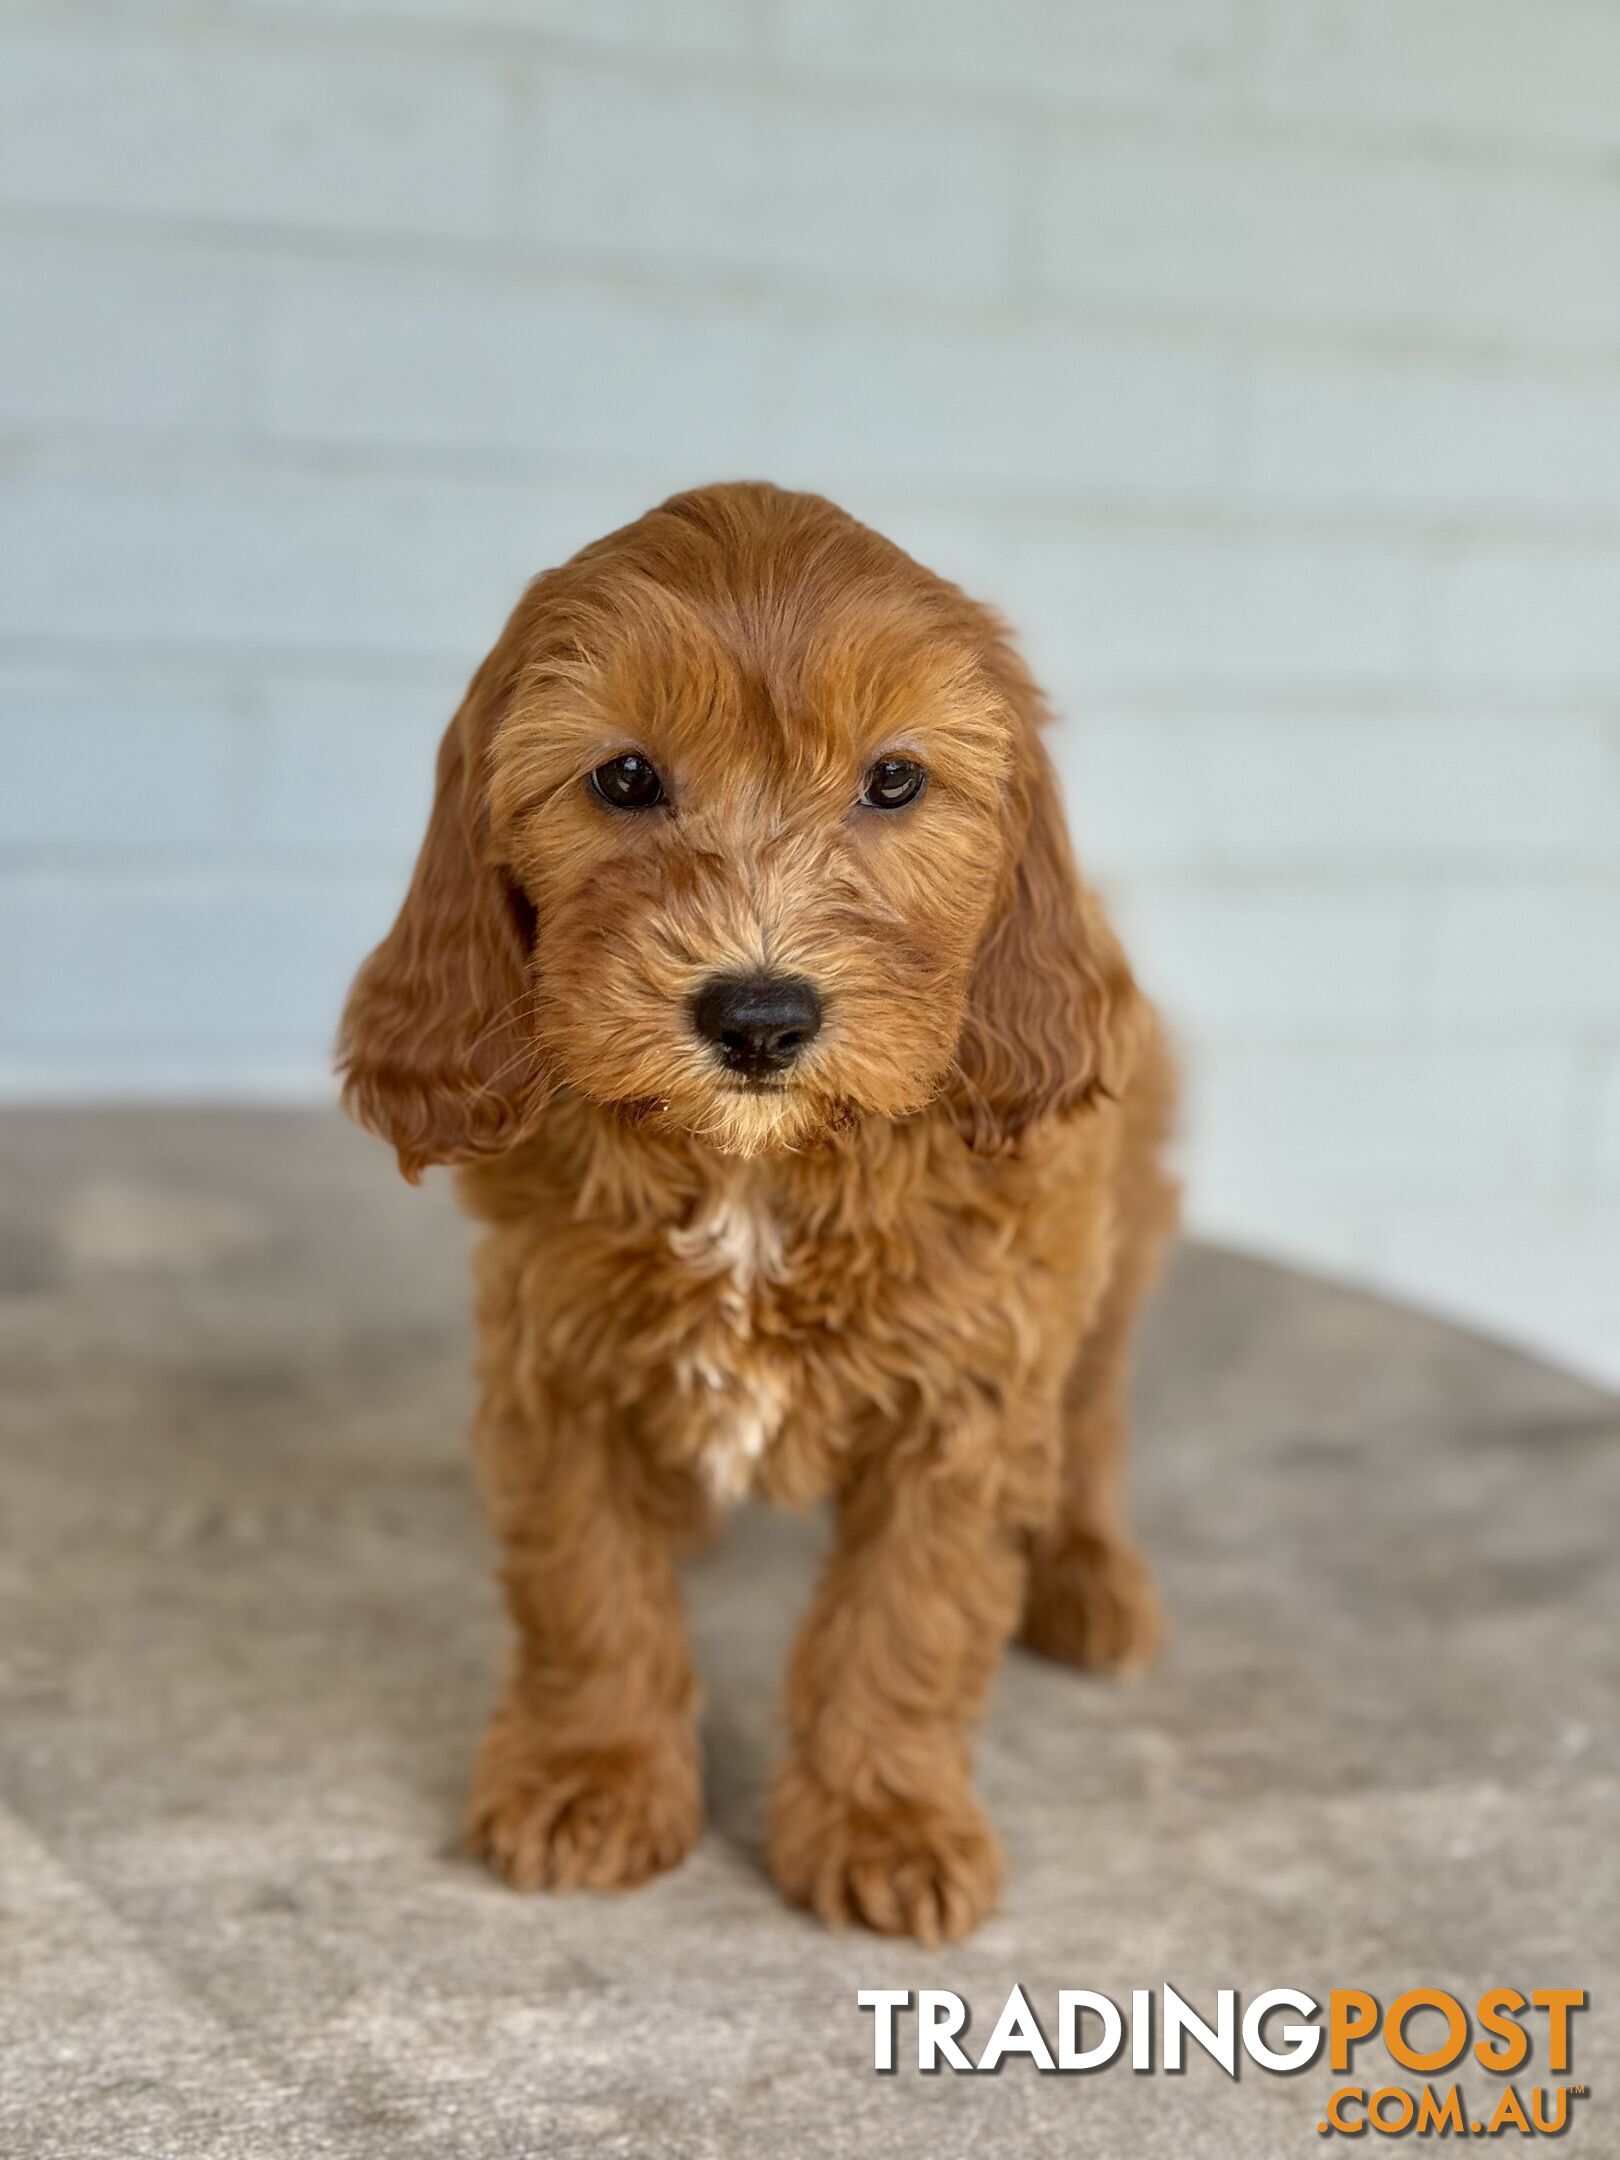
[2,0,1617,1380]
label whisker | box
[458,984,544,1064]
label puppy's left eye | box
[859,756,928,811]
[589,752,665,810]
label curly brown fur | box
[339,482,1178,1943]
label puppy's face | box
[340,485,1129,1176]
[489,578,1011,1155]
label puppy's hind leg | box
[1019,1319,1163,1674]
[1020,1091,1177,1676]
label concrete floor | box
[2,1109,1616,2159]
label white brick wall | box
[524,71,1028,298]
[0,23,518,239]
[2,1,1617,1383]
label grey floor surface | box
[2,1109,1616,2158]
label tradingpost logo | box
[857,1983,1590,2137]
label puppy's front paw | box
[766,1755,1001,1945]
[1020,1531,1164,1674]
[467,1712,702,1893]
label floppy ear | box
[949,724,1139,1153]
[336,633,545,1181]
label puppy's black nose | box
[692,975,823,1077]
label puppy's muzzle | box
[692,975,823,1081]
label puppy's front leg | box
[767,1454,1026,1945]
[467,1395,703,1893]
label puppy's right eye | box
[859,755,928,811]
[589,753,665,810]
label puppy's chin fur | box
[611,1078,863,1158]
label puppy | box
[339,482,1177,1944]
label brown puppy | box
[339,482,1177,1944]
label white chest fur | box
[667,1184,789,1501]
